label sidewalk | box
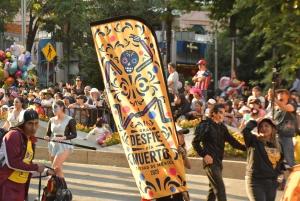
[28,161,283,201]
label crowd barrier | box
[41,106,112,127]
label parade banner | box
[90,16,187,199]
[281,164,300,201]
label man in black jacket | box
[192,104,246,201]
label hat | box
[33,98,42,105]
[291,92,299,97]
[196,59,206,65]
[76,76,83,81]
[207,99,216,104]
[10,91,18,98]
[225,100,233,107]
[0,88,5,93]
[276,89,291,96]
[239,105,250,113]
[28,92,39,98]
[257,117,277,130]
[76,95,87,100]
[63,96,73,103]
[90,88,99,93]
[22,90,28,96]
[175,124,189,134]
[250,98,261,105]
[190,88,203,97]
[17,110,39,127]
[9,86,18,92]
[42,89,53,95]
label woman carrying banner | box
[44,100,77,178]
[241,117,289,201]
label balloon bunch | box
[0,43,36,89]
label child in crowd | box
[33,98,45,116]
[84,117,110,147]
[238,105,250,129]
[187,101,203,120]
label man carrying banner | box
[192,103,246,201]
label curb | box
[35,146,247,180]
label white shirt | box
[85,127,109,140]
[167,71,179,91]
[41,98,54,106]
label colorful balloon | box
[5,48,10,53]
[5,52,11,58]
[10,43,21,57]
[10,55,17,62]
[25,55,31,66]
[4,70,9,79]
[18,54,26,68]
[0,61,3,68]
[21,65,27,71]
[27,62,36,71]
[3,59,9,65]
[21,71,28,80]
[4,62,11,70]
[9,61,18,74]
[0,69,4,80]
[0,51,5,61]
[14,70,22,78]
[5,77,15,87]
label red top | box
[194,69,211,90]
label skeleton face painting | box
[120,50,139,74]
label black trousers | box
[204,164,227,201]
[245,176,280,201]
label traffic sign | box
[42,42,56,62]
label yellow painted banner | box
[90,16,187,199]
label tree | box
[0,0,20,33]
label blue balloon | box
[21,71,28,80]
[25,55,31,65]
[9,61,18,75]
[22,65,27,72]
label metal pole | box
[47,62,49,87]
[231,38,235,78]
[23,0,27,50]
[21,0,25,46]
[214,23,218,90]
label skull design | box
[120,50,139,74]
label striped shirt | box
[194,69,211,90]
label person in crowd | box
[223,100,239,128]
[156,124,191,201]
[0,110,58,201]
[84,117,110,147]
[27,92,39,110]
[2,97,26,130]
[86,88,103,108]
[53,92,63,104]
[68,95,89,125]
[238,105,251,129]
[187,101,204,120]
[184,81,193,103]
[8,86,18,94]
[33,98,44,116]
[35,86,41,94]
[21,90,29,109]
[44,100,77,178]
[48,86,55,95]
[38,91,44,100]
[238,100,245,109]
[204,98,216,115]
[192,103,246,201]
[289,78,300,93]
[241,117,289,201]
[18,85,25,95]
[8,92,18,107]
[58,81,64,93]
[167,62,179,94]
[173,94,191,121]
[269,89,297,189]
[66,75,85,96]
[84,86,91,99]
[249,98,266,118]
[190,88,206,111]
[218,96,227,104]
[41,90,54,107]
[63,96,74,117]
[291,91,300,106]
[192,59,211,100]
[247,86,266,109]
[62,87,68,96]
[0,88,7,106]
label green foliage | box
[0,0,20,33]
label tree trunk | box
[229,14,237,73]
[165,6,173,64]
[26,9,39,52]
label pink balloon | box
[14,70,22,78]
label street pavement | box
[28,161,284,201]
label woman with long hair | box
[242,117,288,201]
[66,75,85,96]
[2,97,26,130]
[44,100,77,178]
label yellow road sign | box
[42,42,56,62]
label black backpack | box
[42,176,72,201]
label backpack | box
[0,128,24,169]
[42,176,72,201]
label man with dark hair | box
[192,104,246,201]
[192,59,211,101]
[0,110,58,201]
[167,62,179,94]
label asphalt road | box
[28,161,283,201]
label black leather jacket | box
[192,118,246,169]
